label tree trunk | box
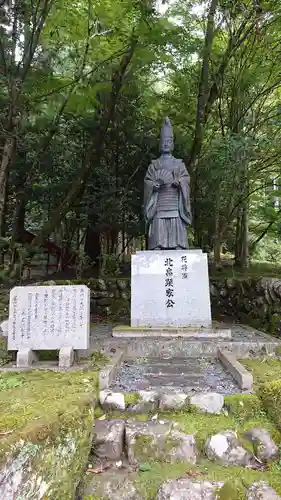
[0,135,15,238]
[213,212,221,267]
[12,191,26,241]
[188,0,218,246]
[235,200,249,269]
[188,0,219,169]
[84,226,101,272]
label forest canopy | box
[1,0,281,276]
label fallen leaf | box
[98,415,106,420]
[186,470,202,477]
[0,430,13,437]
[87,464,111,474]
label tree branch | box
[30,36,138,247]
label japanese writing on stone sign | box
[181,255,188,279]
[164,257,175,308]
[8,285,90,351]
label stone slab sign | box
[131,250,211,327]
[8,285,90,367]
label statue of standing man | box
[143,117,192,250]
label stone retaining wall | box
[210,277,281,334]
[36,277,281,335]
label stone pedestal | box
[130,250,211,328]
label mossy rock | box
[0,368,99,499]
[1,407,94,499]
[133,435,155,461]
[131,433,182,463]
[110,298,130,319]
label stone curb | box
[112,326,232,339]
[99,389,225,414]
[99,349,125,391]
[218,348,253,391]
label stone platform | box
[88,323,281,359]
[89,322,281,397]
[112,323,231,339]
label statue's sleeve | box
[179,162,192,225]
[143,163,158,221]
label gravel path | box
[111,356,242,395]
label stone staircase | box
[77,416,281,499]
[110,356,241,395]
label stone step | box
[111,356,241,395]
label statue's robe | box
[143,157,192,250]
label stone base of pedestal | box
[112,325,232,339]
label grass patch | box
[132,458,281,499]
[0,369,98,462]
[158,407,280,453]
[224,394,266,421]
[210,260,281,280]
[240,358,281,387]
[124,392,141,407]
[91,351,109,368]
[259,379,281,433]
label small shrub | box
[259,379,281,431]
[101,254,121,276]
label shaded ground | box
[111,356,242,395]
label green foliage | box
[224,394,266,422]
[2,0,281,275]
[101,254,121,276]
[259,379,281,432]
[0,373,26,391]
[75,248,92,279]
[252,237,281,263]
[91,351,109,369]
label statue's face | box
[161,136,174,153]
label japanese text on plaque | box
[164,257,175,308]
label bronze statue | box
[143,117,192,250]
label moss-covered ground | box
[240,357,281,387]
[0,369,98,462]
[130,458,281,500]
[88,392,281,499]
